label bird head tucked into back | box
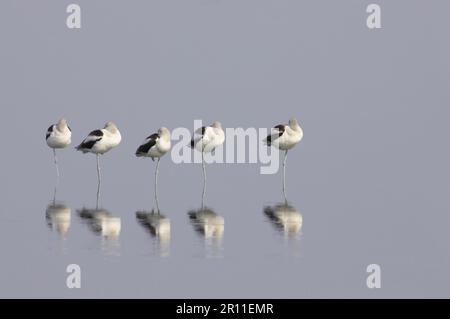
[211,121,222,129]
[57,118,69,131]
[104,122,119,133]
[158,127,171,139]
[289,118,301,130]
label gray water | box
[1,0,450,298]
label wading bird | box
[190,121,225,206]
[76,122,122,206]
[46,118,72,180]
[135,127,171,212]
[264,118,303,202]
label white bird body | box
[265,118,303,151]
[136,127,171,160]
[46,118,71,149]
[191,122,225,153]
[76,122,122,155]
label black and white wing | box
[190,126,206,148]
[136,133,159,157]
[76,129,103,152]
[264,124,286,146]
[46,125,54,140]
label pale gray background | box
[0,0,449,298]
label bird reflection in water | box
[188,207,224,258]
[264,202,302,239]
[46,170,71,238]
[46,203,71,237]
[136,211,171,257]
[77,207,121,255]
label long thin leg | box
[201,150,206,209]
[96,154,101,209]
[53,149,60,181]
[53,185,57,205]
[154,158,161,213]
[282,150,288,203]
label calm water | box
[1,1,450,298]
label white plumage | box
[191,121,225,153]
[46,118,72,149]
[135,127,171,160]
[76,122,122,155]
[264,118,303,150]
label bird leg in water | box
[202,150,207,209]
[53,185,57,205]
[283,150,288,203]
[96,154,101,209]
[154,158,160,213]
[53,149,60,181]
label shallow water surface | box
[1,0,450,298]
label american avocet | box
[76,122,122,205]
[46,118,72,180]
[190,121,225,205]
[264,118,303,202]
[135,127,171,212]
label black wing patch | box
[190,127,206,148]
[136,134,159,156]
[77,138,102,150]
[265,124,285,145]
[46,125,54,140]
[75,130,103,150]
[89,130,104,137]
[273,125,286,137]
[265,135,272,145]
